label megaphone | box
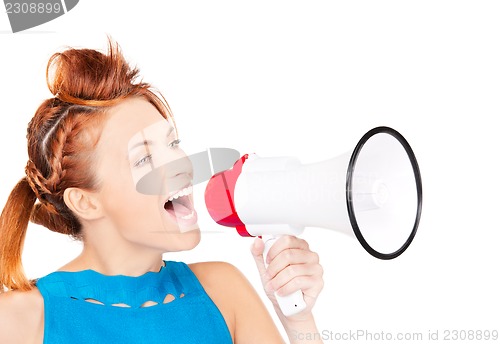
[204,126,422,316]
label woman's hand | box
[251,235,324,322]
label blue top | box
[35,260,233,344]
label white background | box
[1,1,499,342]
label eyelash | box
[134,139,181,167]
[134,154,152,167]
[169,139,181,148]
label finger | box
[275,273,325,299]
[266,249,320,280]
[251,236,265,257]
[250,237,268,281]
[268,263,324,295]
[265,235,309,265]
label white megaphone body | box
[204,126,422,316]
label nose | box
[135,157,193,195]
[166,155,194,180]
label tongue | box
[165,196,192,217]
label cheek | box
[106,197,169,243]
[100,174,159,223]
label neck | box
[61,222,165,277]
[74,245,165,277]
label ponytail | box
[0,178,37,292]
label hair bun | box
[46,40,141,105]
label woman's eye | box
[168,139,181,148]
[134,154,152,167]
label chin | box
[176,227,201,251]
[144,226,201,253]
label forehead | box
[96,97,174,158]
[103,97,170,136]
[128,119,173,147]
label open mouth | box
[164,185,196,222]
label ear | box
[63,187,103,221]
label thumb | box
[250,237,268,280]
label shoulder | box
[187,261,260,303]
[0,287,44,343]
[188,262,284,343]
[188,261,248,289]
[187,262,250,312]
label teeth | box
[180,210,195,220]
[167,186,193,202]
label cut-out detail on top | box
[73,292,187,308]
[112,303,132,308]
[84,298,105,305]
[52,261,198,309]
[163,294,175,304]
[140,301,158,308]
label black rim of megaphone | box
[346,126,422,260]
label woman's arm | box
[0,288,44,344]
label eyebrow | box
[129,139,153,152]
[128,126,174,152]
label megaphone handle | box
[262,235,307,317]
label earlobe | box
[63,188,103,221]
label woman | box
[0,40,324,343]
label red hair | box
[0,39,173,292]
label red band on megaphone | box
[204,154,252,237]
